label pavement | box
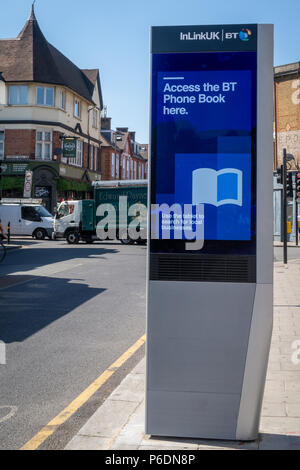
[65,258,300,451]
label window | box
[36,86,54,106]
[111,153,115,178]
[36,130,52,161]
[61,135,67,164]
[116,155,119,179]
[94,148,98,172]
[90,146,93,170]
[0,131,4,160]
[122,157,125,179]
[57,202,71,219]
[134,161,137,179]
[70,140,83,167]
[127,159,130,179]
[130,160,133,179]
[9,85,28,105]
[21,206,42,222]
[92,109,98,128]
[59,90,66,110]
[74,99,81,118]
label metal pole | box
[283,149,288,264]
[296,200,299,246]
[293,172,298,246]
[7,221,10,245]
[0,166,2,200]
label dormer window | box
[8,85,28,105]
[36,86,54,106]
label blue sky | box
[1,0,299,143]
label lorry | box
[53,180,148,244]
[0,198,54,239]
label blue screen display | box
[151,52,257,247]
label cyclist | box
[0,219,5,241]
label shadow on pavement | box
[0,245,119,274]
[0,275,106,343]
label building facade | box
[100,118,148,181]
[0,6,103,212]
[274,62,300,170]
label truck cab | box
[54,200,81,243]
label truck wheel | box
[34,228,46,240]
[119,231,134,245]
[66,231,79,244]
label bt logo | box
[239,28,252,41]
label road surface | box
[0,239,146,450]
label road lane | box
[0,240,146,450]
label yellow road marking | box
[20,334,146,450]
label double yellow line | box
[21,334,146,450]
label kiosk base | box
[146,281,272,440]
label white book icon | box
[192,168,243,207]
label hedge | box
[0,176,25,190]
[57,178,92,192]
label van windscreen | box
[35,206,52,218]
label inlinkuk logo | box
[179,31,221,41]
[179,28,253,42]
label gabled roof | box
[0,5,103,107]
[100,132,115,148]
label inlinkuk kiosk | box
[146,24,273,440]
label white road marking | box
[0,406,18,423]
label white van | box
[0,199,53,240]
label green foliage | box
[57,178,91,192]
[0,176,25,190]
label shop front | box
[0,160,101,213]
[0,160,59,213]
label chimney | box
[129,131,136,141]
[101,117,111,130]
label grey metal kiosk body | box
[146,24,273,440]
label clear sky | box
[1,0,299,143]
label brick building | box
[274,62,300,170]
[0,6,103,212]
[100,118,148,181]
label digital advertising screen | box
[150,50,257,254]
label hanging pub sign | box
[62,137,77,159]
